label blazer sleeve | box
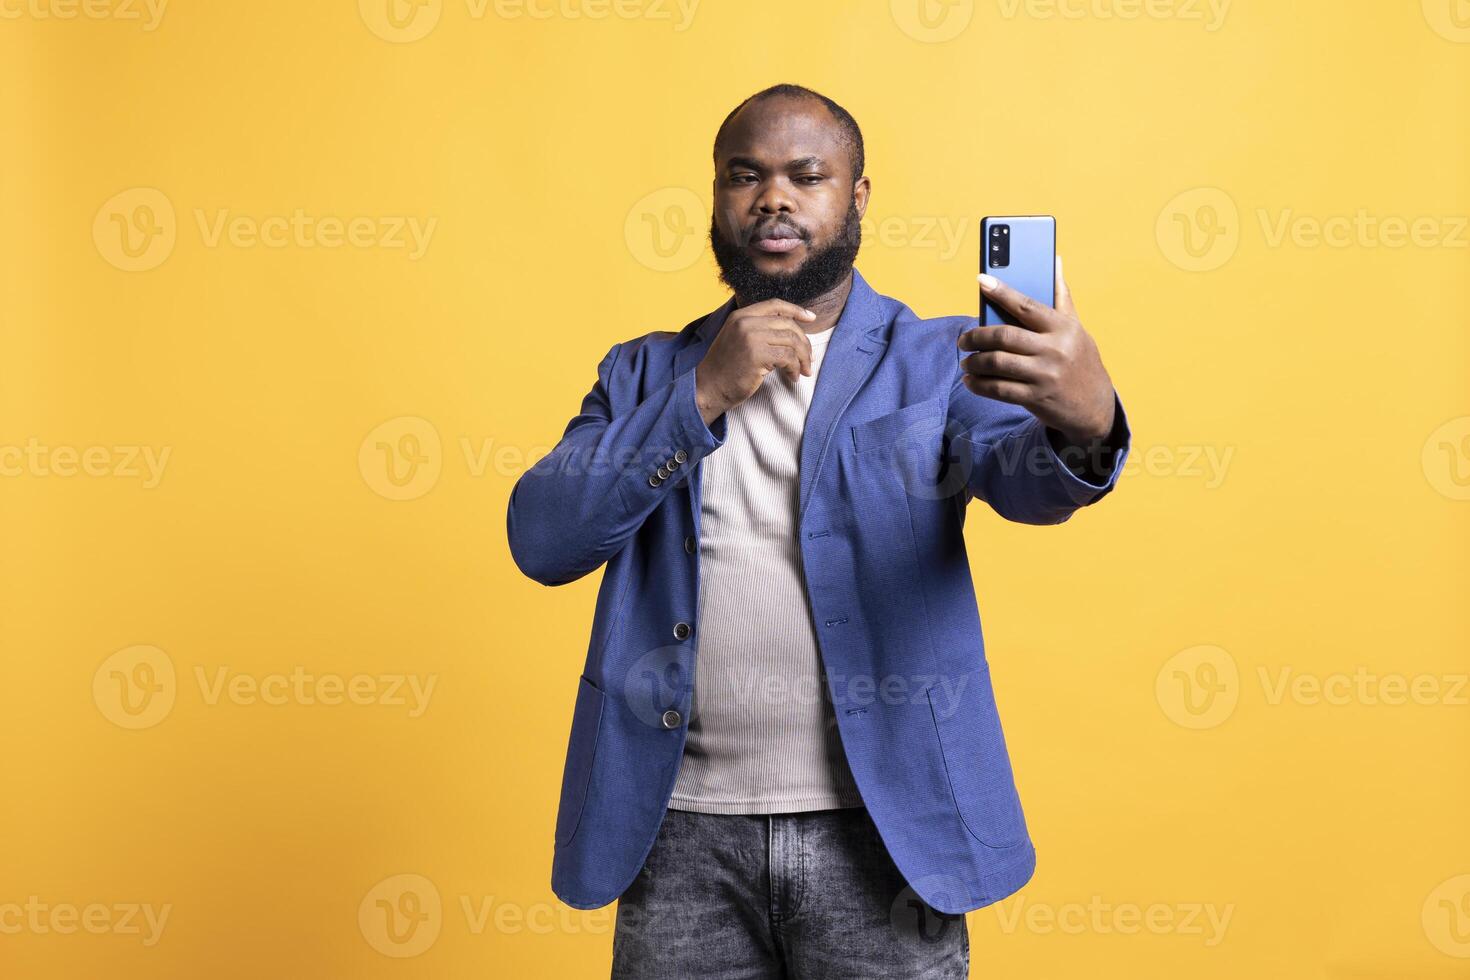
[945,344,1132,526]
[506,341,727,586]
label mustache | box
[713,214,811,247]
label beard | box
[708,197,863,307]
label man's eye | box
[797,175,824,184]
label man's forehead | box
[716,99,843,163]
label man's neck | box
[735,270,853,335]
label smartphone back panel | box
[981,215,1055,326]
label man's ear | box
[853,175,871,219]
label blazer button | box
[673,621,691,640]
[648,474,662,487]
[667,457,680,470]
[673,449,688,464]
[684,535,695,554]
[660,709,682,729]
[657,465,670,479]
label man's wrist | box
[694,370,727,428]
[1046,404,1124,486]
[1054,394,1116,446]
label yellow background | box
[3,0,1468,976]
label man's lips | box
[753,236,803,253]
[748,224,806,254]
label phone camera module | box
[989,224,1010,269]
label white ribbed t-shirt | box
[667,323,866,814]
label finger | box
[738,298,817,324]
[957,323,1045,355]
[961,373,1032,406]
[1054,254,1076,319]
[976,273,1059,332]
[766,344,802,382]
[961,350,1046,384]
[761,331,807,373]
[758,319,814,377]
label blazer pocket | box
[554,675,606,848]
[850,397,946,454]
[927,664,1028,849]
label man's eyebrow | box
[723,155,830,172]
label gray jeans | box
[610,806,970,979]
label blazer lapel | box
[796,268,888,521]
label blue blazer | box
[507,267,1131,914]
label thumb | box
[1054,254,1077,318]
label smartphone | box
[980,215,1055,326]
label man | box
[506,83,1130,978]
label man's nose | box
[755,180,794,214]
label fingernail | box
[978,274,999,290]
[802,309,816,319]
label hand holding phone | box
[959,217,1118,447]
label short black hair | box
[712,83,865,182]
